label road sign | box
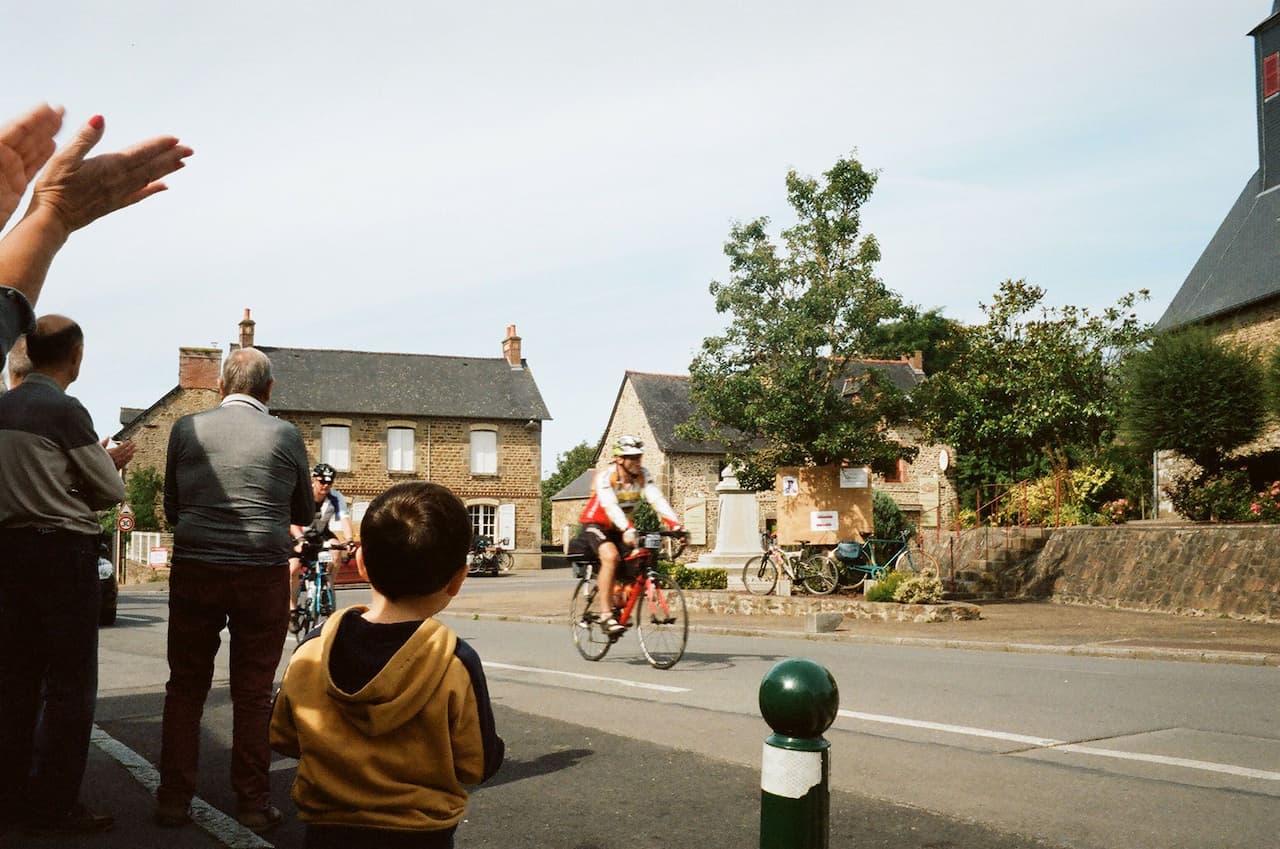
[117,513,135,532]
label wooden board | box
[774,465,873,546]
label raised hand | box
[0,104,65,230]
[27,114,193,235]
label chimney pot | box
[238,309,256,350]
[501,325,523,367]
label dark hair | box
[26,318,83,369]
[359,482,472,600]
[222,347,272,399]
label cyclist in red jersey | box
[578,436,682,635]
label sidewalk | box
[448,569,1280,666]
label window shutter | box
[1265,53,1279,100]
[497,503,516,547]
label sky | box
[1,0,1270,476]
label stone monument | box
[687,464,761,589]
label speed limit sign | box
[118,513,135,532]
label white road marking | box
[90,726,274,848]
[837,710,1280,782]
[484,661,690,693]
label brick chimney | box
[502,324,523,368]
[238,308,256,349]
[178,347,222,390]
[907,350,924,373]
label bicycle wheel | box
[496,551,515,575]
[798,555,839,595]
[569,578,613,661]
[636,573,687,669]
[900,547,940,576]
[741,555,778,595]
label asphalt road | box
[56,583,1280,849]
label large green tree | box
[541,441,597,541]
[917,279,1150,493]
[1120,326,1265,474]
[682,154,916,489]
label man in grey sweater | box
[157,347,312,834]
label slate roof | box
[834,359,925,394]
[625,372,732,455]
[549,468,594,501]
[615,361,922,458]
[255,346,551,420]
[1155,171,1280,331]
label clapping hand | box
[26,114,193,235]
[0,104,64,231]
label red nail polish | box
[88,115,104,130]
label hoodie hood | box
[317,607,458,737]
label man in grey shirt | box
[157,347,311,834]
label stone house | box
[1153,2,1280,511]
[551,362,953,551]
[116,311,551,567]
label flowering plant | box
[1099,498,1131,524]
[1248,481,1280,522]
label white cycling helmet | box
[612,435,644,457]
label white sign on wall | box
[810,510,839,531]
[839,467,869,488]
[781,476,799,497]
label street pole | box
[758,658,839,849]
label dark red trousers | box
[158,560,289,813]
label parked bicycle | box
[807,529,940,589]
[741,532,838,596]
[289,531,355,641]
[567,529,689,669]
[467,535,514,577]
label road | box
[91,582,1280,849]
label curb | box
[441,611,1280,668]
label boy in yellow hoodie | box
[270,481,504,848]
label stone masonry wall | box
[1027,525,1280,622]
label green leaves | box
[687,153,914,483]
[1119,327,1264,473]
[916,279,1151,491]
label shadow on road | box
[482,747,594,788]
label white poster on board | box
[810,510,838,531]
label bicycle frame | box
[568,529,688,668]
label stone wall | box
[1026,525,1280,623]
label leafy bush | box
[126,466,167,531]
[1121,327,1265,474]
[663,564,726,590]
[1248,481,1280,521]
[632,501,661,534]
[872,490,914,540]
[1167,469,1255,522]
[865,570,907,602]
[893,573,945,604]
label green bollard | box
[758,658,839,849]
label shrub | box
[1248,481,1280,521]
[893,573,944,604]
[865,570,907,602]
[872,490,914,540]
[663,563,726,590]
[126,466,167,531]
[1168,469,1255,522]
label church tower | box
[1251,2,1280,191]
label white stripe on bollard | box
[761,744,823,798]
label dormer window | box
[1265,52,1279,101]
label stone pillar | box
[688,465,760,585]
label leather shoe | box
[237,804,284,834]
[154,798,192,828]
[23,802,113,834]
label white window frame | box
[468,503,496,540]
[321,424,351,471]
[387,426,415,473]
[470,428,497,475]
